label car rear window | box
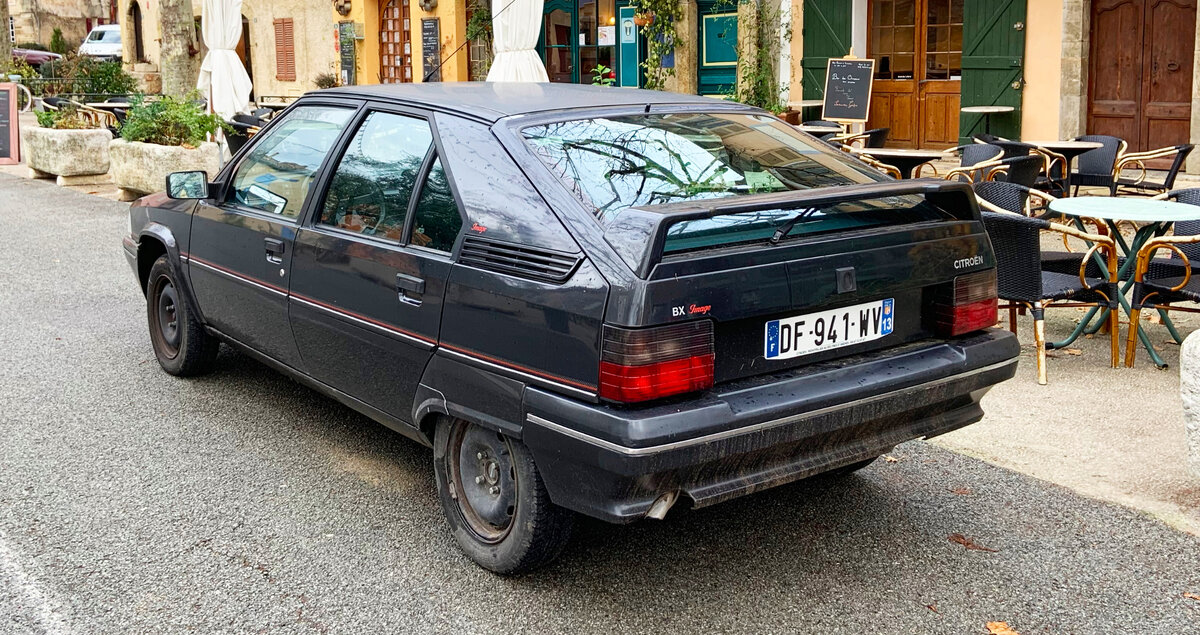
[522,112,884,223]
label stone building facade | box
[8,0,116,49]
[116,0,337,100]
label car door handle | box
[264,238,285,264]
[396,273,425,306]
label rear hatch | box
[602,180,994,384]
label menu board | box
[421,18,441,82]
[337,21,357,86]
[821,58,875,123]
[0,84,17,165]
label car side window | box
[319,112,433,240]
[227,105,353,219]
[409,157,462,252]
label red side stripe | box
[290,292,437,344]
[188,254,288,294]
[441,343,597,391]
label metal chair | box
[981,211,1120,384]
[1115,144,1195,196]
[1125,188,1200,366]
[1072,135,1128,196]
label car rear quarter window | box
[320,111,433,240]
[227,105,353,218]
[409,157,461,252]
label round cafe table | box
[850,147,949,179]
[1025,139,1103,194]
[796,124,842,136]
[961,105,1014,135]
[1048,197,1200,367]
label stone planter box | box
[21,126,114,186]
[109,139,222,201]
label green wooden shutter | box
[800,0,851,101]
[960,0,1026,142]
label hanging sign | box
[421,18,441,82]
[821,57,875,123]
[0,84,18,165]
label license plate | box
[764,299,895,360]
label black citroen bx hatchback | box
[124,84,1018,573]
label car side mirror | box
[165,171,209,200]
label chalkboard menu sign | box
[821,58,876,123]
[421,18,441,83]
[0,83,17,165]
[337,21,357,86]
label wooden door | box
[868,0,963,148]
[958,0,1024,143]
[801,0,852,101]
[1089,0,1196,152]
[381,0,413,83]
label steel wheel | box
[150,274,180,359]
[448,422,518,543]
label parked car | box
[12,48,61,69]
[123,84,1018,574]
[79,23,121,60]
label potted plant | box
[633,11,655,26]
[22,107,114,186]
[109,93,228,201]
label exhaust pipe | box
[645,491,678,520]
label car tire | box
[146,256,219,376]
[433,417,574,575]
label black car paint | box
[125,84,1018,525]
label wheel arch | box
[138,222,205,324]
[413,355,527,445]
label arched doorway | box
[380,0,413,83]
[129,1,146,63]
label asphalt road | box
[1,173,1199,634]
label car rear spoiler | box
[602,179,981,279]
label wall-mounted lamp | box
[333,0,351,17]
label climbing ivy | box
[630,0,684,91]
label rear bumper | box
[521,329,1019,523]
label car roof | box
[92,24,120,30]
[319,82,739,123]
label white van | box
[79,24,122,60]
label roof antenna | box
[423,0,520,82]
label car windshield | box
[89,30,120,43]
[522,112,883,222]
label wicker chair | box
[974,181,1056,217]
[990,139,1035,159]
[839,127,890,149]
[981,211,1120,384]
[944,144,1004,182]
[1071,135,1128,196]
[1115,144,1195,196]
[1124,188,1200,366]
[990,155,1043,188]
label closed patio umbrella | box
[196,0,252,120]
[486,0,549,82]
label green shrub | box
[120,93,231,147]
[0,57,39,82]
[16,42,48,51]
[314,72,339,89]
[36,107,100,130]
[49,29,68,55]
[39,55,137,96]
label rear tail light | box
[931,270,998,337]
[599,322,715,403]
